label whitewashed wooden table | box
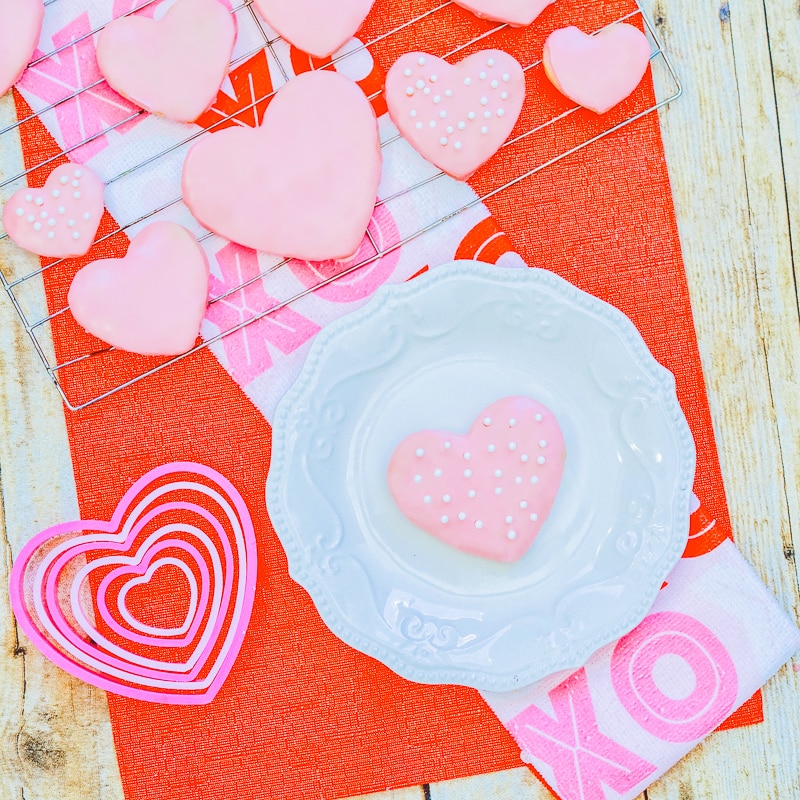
[1,1,798,798]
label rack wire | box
[0,0,681,411]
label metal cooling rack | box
[0,0,681,411]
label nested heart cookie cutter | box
[0,1,680,411]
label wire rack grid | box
[0,0,681,412]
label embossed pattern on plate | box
[267,262,696,691]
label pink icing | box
[68,221,210,356]
[252,0,376,59]
[181,70,382,261]
[0,0,44,95]
[388,396,566,563]
[2,164,104,258]
[96,0,236,124]
[453,0,554,27]
[385,50,526,181]
[543,24,652,115]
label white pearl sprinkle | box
[488,58,495,67]
[33,222,42,231]
[72,231,80,240]
[464,77,472,86]
[67,219,76,227]
[414,475,422,483]
[71,179,80,188]
[47,231,55,239]
[440,136,448,146]
[59,176,68,185]
[501,91,509,100]
[508,530,517,540]
[434,468,442,477]
[26,214,34,223]
[441,515,449,523]
[520,501,528,509]
[416,80,425,89]
[480,96,489,106]
[406,87,415,96]
[494,469,502,477]
[440,110,448,119]
[47,219,55,227]
[458,512,467,521]
[73,191,81,199]
[433,95,441,104]
[515,476,522,484]
[445,89,453,96]
[530,513,539,522]
[52,189,60,198]
[458,121,466,130]
[509,418,517,427]
[468,111,477,120]
[58,206,65,214]
[538,456,546,464]
[505,515,513,524]
[416,122,423,129]
[404,68,412,77]
[479,71,487,80]
[495,487,502,495]
[410,109,418,117]
[444,441,452,449]
[443,494,451,503]
[509,442,517,451]
[481,126,489,135]
[34,197,43,206]
[74,169,82,178]
[430,74,438,83]
[429,120,437,128]
[503,73,511,82]
[423,496,432,504]
[418,56,426,66]
[416,448,425,457]
[491,79,499,89]
[464,469,472,478]
[454,141,463,152]
[521,454,529,462]
[423,87,431,95]
[531,476,539,484]
[497,109,505,118]
[24,194,32,202]
[15,208,23,216]
[468,489,476,498]
[488,444,496,452]
[446,125,454,133]
[535,413,543,422]
[483,417,492,426]
[539,440,548,448]
[475,520,483,530]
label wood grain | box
[0,0,797,798]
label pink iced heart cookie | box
[68,221,209,356]
[96,0,236,123]
[388,397,566,563]
[252,0,375,58]
[9,463,258,704]
[385,50,526,180]
[543,24,652,114]
[453,0,554,27]
[0,0,44,95]
[182,70,382,261]
[2,164,104,258]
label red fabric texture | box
[11,0,760,797]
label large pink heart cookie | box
[9,463,258,704]
[96,0,236,123]
[0,0,44,95]
[543,24,652,114]
[453,0,554,27]
[68,221,209,356]
[385,50,526,180]
[182,70,382,261]
[252,0,376,58]
[2,164,104,258]
[388,397,566,562]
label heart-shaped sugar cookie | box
[182,70,382,261]
[252,0,376,58]
[2,164,104,258]
[388,397,566,562]
[543,24,652,114]
[9,462,257,704]
[0,0,44,95]
[385,50,526,180]
[68,221,209,356]
[453,0,554,27]
[96,0,236,123]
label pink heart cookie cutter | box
[9,462,257,705]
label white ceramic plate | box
[267,262,696,691]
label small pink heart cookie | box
[385,50,526,180]
[388,397,566,563]
[0,0,44,95]
[453,0,554,27]
[252,0,376,59]
[543,24,652,114]
[182,70,382,261]
[96,0,236,124]
[68,221,210,356]
[2,164,104,258]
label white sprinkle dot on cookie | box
[494,469,502,478]
[458,121,466,130]
[495,487,502,495]
[468,111,477,120]
[454,141,463,151]
[52,189,60,198]
[464,451,472,460]
[26,214,34,223]
[464,469,472,478]
[535,413,543,422]
[47,231,55,239]
[530,513,539,522]
[416,448,425,457]
[434,469,442,477]
[539,440,548,448]
[440,136,448,146]
[509,442,517,451]
[505,515,513,524]
[418,56,426,66]
[406,87,414,96]
[71,179,80,188]
[464,77,472,86]
[479,71,487,80]
[497,109,505,117]
[488,58,495,67]
[416,122,423,129]
[491,79,499,89]
[531,476,539,484]
[515,476,522,484]
[15,208,23,217]
[480,96,489,106]
[483,417,492,426]
[430,74,438,83]
[441,515,449,523]
[444,441,452,449]
[72,232,80,240]
[73,191,81,199]
[415,80,425,89]
[520,501,528,509]
[445,89,453,97]
[48,219,56,227]
[424,495,432,503]
[468,490,476,498]
[481,126,489,135]
[58,206,65,214]
[59,176,68,185]
[429,120,437,128]
[475,520,483,529]
[423,87,431,95]
[413,474,422,483]
[521,454,529,463]
[33,222,42,231]
[443,494,451,503]
[34,197,43,206]
[74,169,82,178]
[24,193,32,201]
[507,530,517,540]
[67,219,76,228]
[404,67,412,77]
[502,73,511,82]
[458,512,467,520]
[509,418,517,427]
[538,456,546,465]
[487,444,496,453]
